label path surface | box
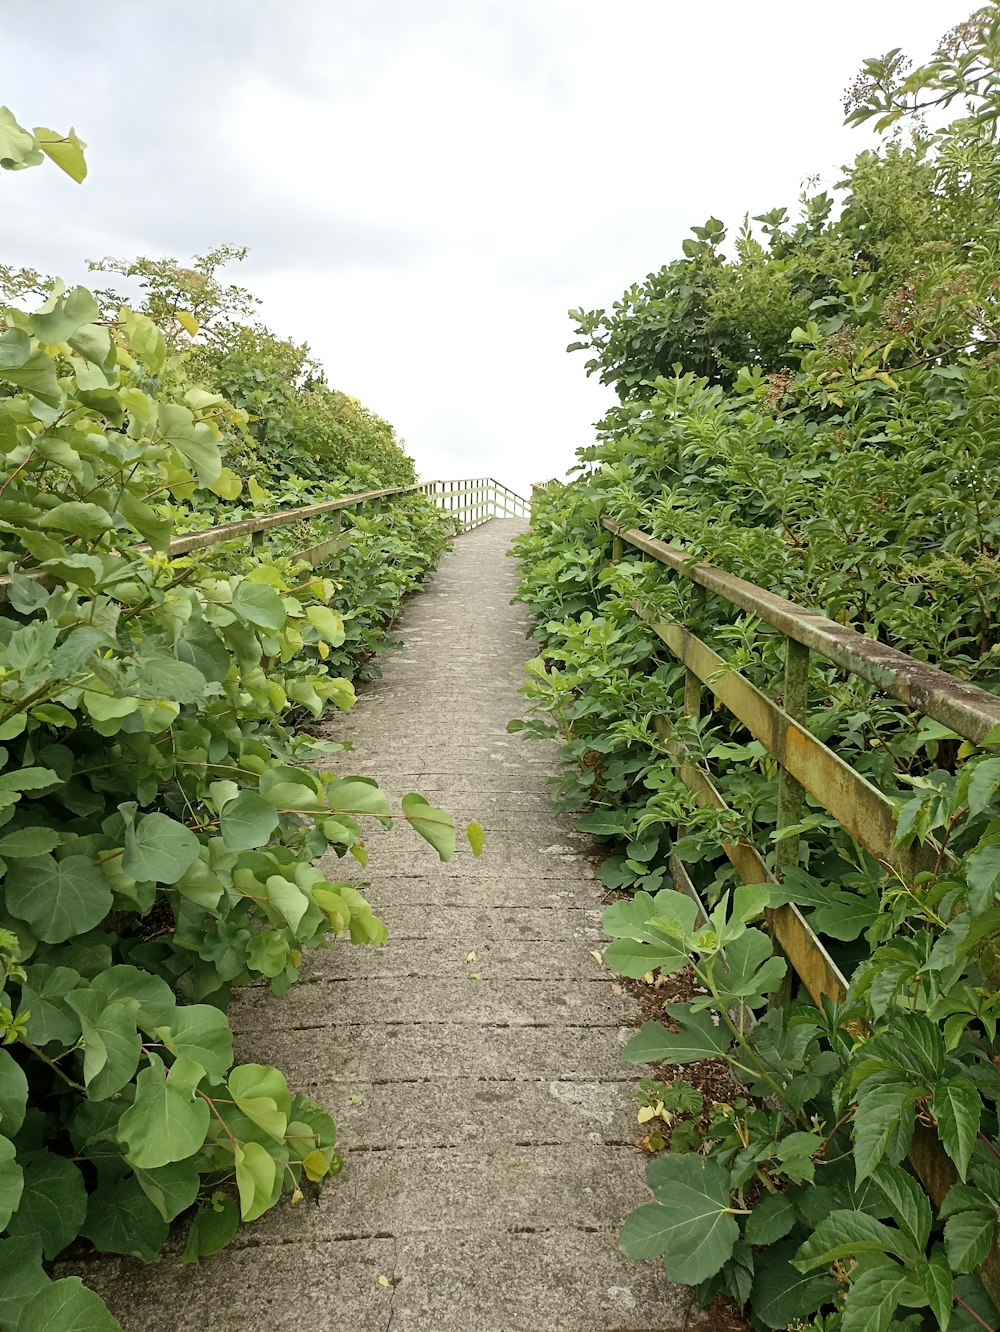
[78,519,707,1332]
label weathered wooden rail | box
[0,477,530,597]
[597,513,1000,1309]
[167,476,530,559]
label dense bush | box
[0,110,460,1329]
[514,10,1000,1330]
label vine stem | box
[816,1107,855,1159]
[954,1293,994,1331]
[196,1090,240,1148]
[19,1037,86,1091]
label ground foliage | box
[514,11,1000,1330]
[0,110,461,1329]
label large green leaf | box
[228,1063,291,1141]
[0,348,63,407]
[620,1154,738,1284]
[4,854,113,943]
[157,402,221,484]
[840,1260,908,1332]
[220,790,279,851]
[40,501,114,542]
[914,1248,953,1331]
[0,826,61,858]
[793,1208,915,1269]
[119,1057,211,1169]
[81,1166,169,1262]
[715,927,786,1007]
[933,1076,981,1182]
[123,812,200,885]
[967,758,1000,817]
[120,492,172,552]
[0,327,30,367]
[264,874,311,933]
[234,1139,277,1221]
[750,1237,836,1329]
[0,1135,23,1230]
[402,792,456,860]
[852,1080,919,1182]
[0,1049,28,1136]
[181,1194,240,1262]
[872,1162,931,1254]
[0,1237,50,1330]
[35,126,89,185]
[30,286,99,343]
[326,777,392,821]
[945,1207,995,1273]
[305,604,345,644]
[91,965,176,1027]
[4,1151,87,1259]
[17,965,84,1046]
[134,1159,201,1224]
[963,841,1000,915]
[64,991,142,1100]
[602,889,696,976]
[131,653,207,705]
[156,1005,233,1081]
[19,1277,121,1331]
[621,1006,733,1064]
[231,580,286,630]
[744,1190,796,1245]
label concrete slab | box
[64,1239,397,1332]
[233,1022,636,1085]
[228,976,633,1030]
[388,1230,694,1332]
[300,935,609,979]
[363,904,605,941]
[232,1145,650,1247]
[326,1077,640,1149]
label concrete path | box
[77,519,706,1332]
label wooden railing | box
[0,477,530,599]
[598,514,1000,1307]
[422,477,530,530]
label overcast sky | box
[4,0,974,499]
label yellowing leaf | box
[466,821,484,856]
[176,310,199,336]
[466,951,477,965]
[377,1275,390,1289]
[302,1149,329,1182]
[589,949,604,966]
[35,125,87,182]
[208,467,243,501]
[248,477,270,505]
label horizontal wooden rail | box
[0,477,530,598]
[167,485,421,556]
[641,609,940,883]
[602,516,1000,746]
